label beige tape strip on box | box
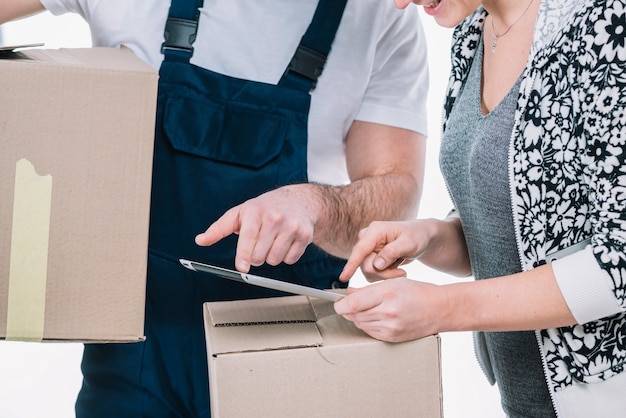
[6,159,53,342]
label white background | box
[0,9,504,418]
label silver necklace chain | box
[490,0,535,54]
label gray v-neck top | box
[439,40,555,417]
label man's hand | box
[195,184,319,273]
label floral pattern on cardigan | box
[442,0,626,391]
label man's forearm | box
[310,172,421,259]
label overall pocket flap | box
[163,96,288,169]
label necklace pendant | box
[491,34,498,54]
[489,0,535,55]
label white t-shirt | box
[41,0,429,185]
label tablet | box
[179,259,344,302]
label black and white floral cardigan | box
[443,1,626,415]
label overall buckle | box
[286,45,327,89]
[161,17,199,54]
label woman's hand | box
[337,220,424,283]
[339,220,434,282]
[334,277,450,342]
[339,216,472,283]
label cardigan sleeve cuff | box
[551,245,622,324]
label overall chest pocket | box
[163,95,290,170]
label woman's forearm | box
[443,264,576,332]
[0,0,45,24]
[415,216,472,277]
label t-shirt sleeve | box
[40,0,84,17]
[355,8,429,137]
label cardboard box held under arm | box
[203,295,443,417]
[0,46,158,342]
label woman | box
[335,0,626,416]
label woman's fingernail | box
[374,258,385,270]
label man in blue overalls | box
[2,1,428,416]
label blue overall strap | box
[281,0,349,92]
[161,0,204,62]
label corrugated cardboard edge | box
[208,295,317,326]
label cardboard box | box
[204,295,442,417]
[0,46,158,342]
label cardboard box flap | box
[204,296,323,355]
[309,294,375,345]
[0,46,155,73]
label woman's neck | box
[483,0,537,29]
[480,0,539,114]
